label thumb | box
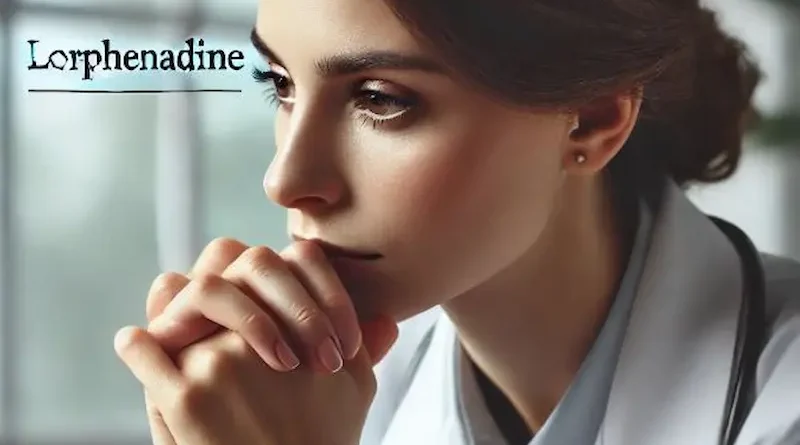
[345,315,398,385]
[359,315,398,365]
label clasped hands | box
[113,238,399,445]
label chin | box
[329,251,473,323]
[339,275,404,321]
[345,278,447,325]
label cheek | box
[422,134,562,254]
[357,121,565,300]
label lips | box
[291,235,382,260]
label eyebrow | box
[249,27,447,77]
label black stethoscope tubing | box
[710,216,766,445]
[394,216,767,445]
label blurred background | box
[0,0,798,443]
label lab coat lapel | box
[598,182,744,445]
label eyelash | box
[251,66,417,129]
[251,67,283,107]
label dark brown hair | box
[383,0,762,186]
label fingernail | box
[275,340,300,370]
[331,333,345,359]
[317,337,343,373]
[338,323,362,360]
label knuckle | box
[205,237,248,259]
[191,273,227,297]
[284,240,325,263]
[225,331,253,356]
[239,310,268,336]
[243,245,283,268]
[179,343,237,381]
[149,272,187,295]
[292,304,327,332]
[240,246,287,278]
[171,383,213,420]
[206,350,238,378]
[319,295,352,314]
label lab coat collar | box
[598,180,744,445]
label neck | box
[442,175,635,432]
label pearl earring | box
[574,152,587,164]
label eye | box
[252,66,295,103]
[352,81,418,126]
[354,91,413,120]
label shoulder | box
[742,253,800,444]
[762,253,800,315]
[759,252,800,376]
[761,253,800,349]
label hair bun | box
[664,7,762,184]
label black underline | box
[27,89,242,94]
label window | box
[3,1,258,443]
[0,5,10,438]
[198,0,257,22]
[12,12,163,443]
[195,25,286,247]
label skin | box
[254,0,640,428]
[116,0,644,441]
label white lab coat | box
[362,181,800,445]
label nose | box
[263,107,347,213]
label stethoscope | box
[709,216,766,445]
[395,215,767,445]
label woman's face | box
[256,0,574,321]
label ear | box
[563,91,642,174]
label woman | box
[114,0,800,444]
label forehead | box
[256,0,425,65]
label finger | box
[145,391,177,445]
[190,237,248,277]
[359,315,398,366]
[282,241,362,360]
[114,326,184,407]
[146,237,246,351]
[149,274,300,372]
[146,272,191,322]
[147,272,219,352]
[346,315,398,389]
[223,246,344,374]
